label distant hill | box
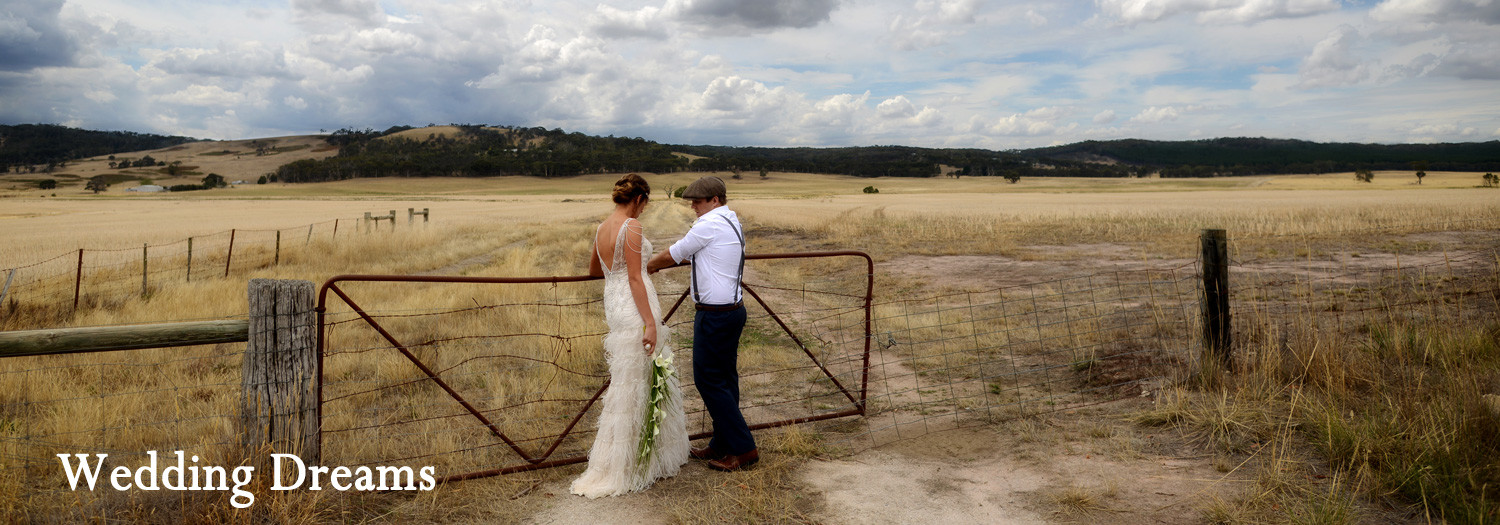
[1022,138,1500,177]
[682,138,1500,178]
[7,123,1499,180]
[275,125,686,182]
[0,124,197,171]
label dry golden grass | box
[1,170,1496,522]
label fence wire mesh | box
[1226,222,1500,372]
[317,253,874,480]
[314,253,1201,480]
[848,264,1201,448]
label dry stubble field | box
[1,167,1498,523]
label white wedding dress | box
[570,218,689,498]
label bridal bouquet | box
[637,352,673,470]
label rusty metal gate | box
[315,251,873,482]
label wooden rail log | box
[0,320,249,358]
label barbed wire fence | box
[0,214,424,331]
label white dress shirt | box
[668,206,744,305]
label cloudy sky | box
[2,0,1498,148]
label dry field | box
[1,168,1497,523]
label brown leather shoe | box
[706,449,759,472]
[690,445,725,461]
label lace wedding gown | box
[570,218,689,498]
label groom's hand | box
[646,250,674,274]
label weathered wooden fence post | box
[388,210,396,232]
[1200,229,1232,372]
[73,249,83,312]
[241,279,320,463]
[224,229,236,278]
[141,243,149,298]
[274,230,281,266]
[408,207,429,226]
[186,237,194,282]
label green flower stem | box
[637,353,673,471]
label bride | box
[570,173,689,498]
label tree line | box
[1026,138,1500,177]
[275,125,688,182]
[8,123,1499,182]
[0,124,194,174]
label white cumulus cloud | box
[1096,0,1340,25]
[1297,25,1374,88]
[1131,106,1181,123]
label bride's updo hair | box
[612,173,651,204]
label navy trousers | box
[693,306,755,455]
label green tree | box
[257,175,268,184]
[85,175,110,193]
[1354,169,1374,183]
[38,179,57,190]
[1484,173,1498,188]
[202,173,226,188]
[1411,160,1428,185]
[1003,170,1021,184]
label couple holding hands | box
[569,174,759,499]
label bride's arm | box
[586,238,603,278]
[622,221,658,354]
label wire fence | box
[847,263,1201,448]
[0,219,1494,514]
[0,216,417,331]
[310,252,1203,480]
[316,252,875,481]
[1227,222,1500,374]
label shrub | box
[38,179,57,190]
[168,184,206,192]
[862,186,879,194]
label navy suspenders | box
[690,214,745,305]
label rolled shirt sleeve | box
[669,219,714,264]
[668,208,743,305]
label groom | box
[647,176,758,471]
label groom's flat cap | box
[681,176,726,200]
